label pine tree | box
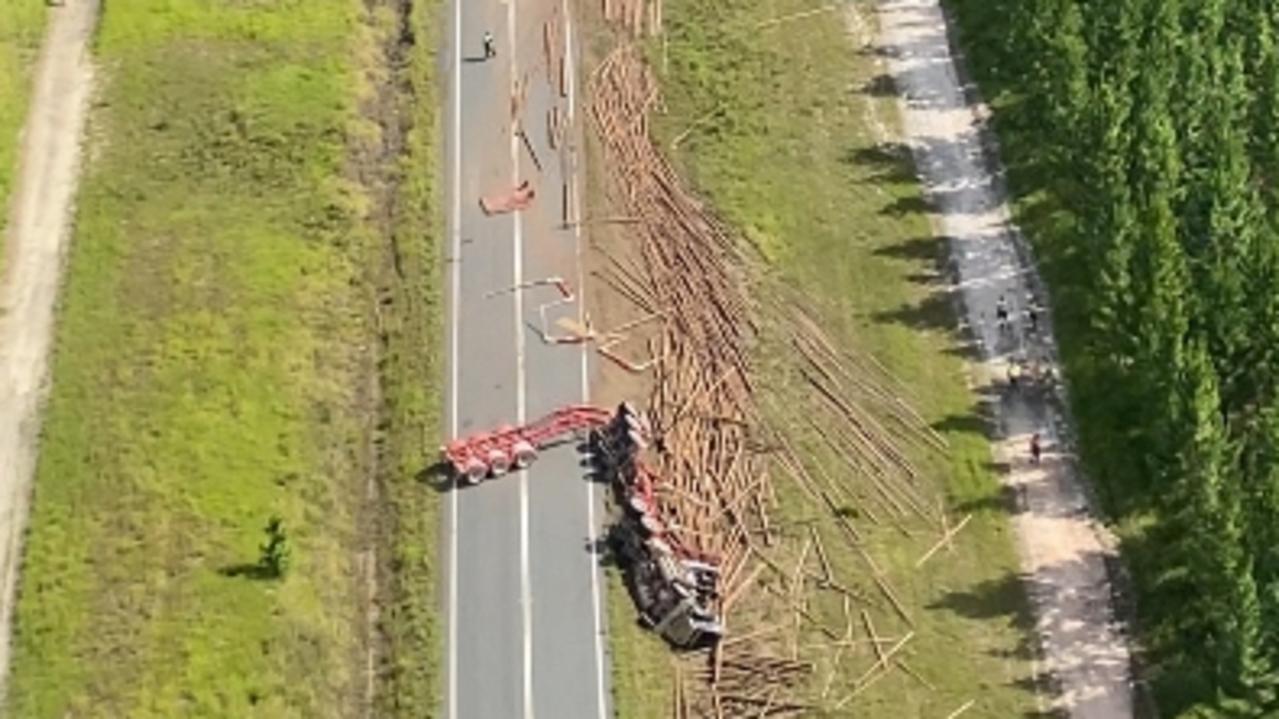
[945,0,1279,711]
[1086,81,1137,353]
[1238,405,1279,704]
[1127,24,1191,482]
[1171,0,1228,260]
[259,516,291,579]
[1194,46,1264,416]
[1169,344,1268,701]
[1022,0,1088,188]
[1240,219,1279,415]
[1076,72,1143,496]
[1246,18,1279,212]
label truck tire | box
[487,448,512,477]
[626,494,651,517]
[512,440,538,469]
[462,458,488,485]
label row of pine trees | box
[946,0,1279,714]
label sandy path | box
[0,0,98,692]
[878,0,1135,716]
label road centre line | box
[507,1,536,717]
[561,5,608,716]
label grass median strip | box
[8,1,442,716]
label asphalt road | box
[880,0,1135,716]
[445,0,609,717]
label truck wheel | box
[626,494,651,517]
[462,458,487,485]
[640,515,666,538]
[487,449,512,477]
[512,440,538,469]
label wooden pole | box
[914,514,973,568]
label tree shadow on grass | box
[872,234,946,262]
[840,143,918,185]
[931,552,1147,717]
[929,571,1062,713]
[219,563,276,581]
[871,286,956,334]
[860,72,898,97]
[880,194,932,217]
[952,483,1018,516]
[930,571,1031,628]
[931,407,991,438]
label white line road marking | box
[508,2,535,717]
[446,0,462,715]
[562,8,607,717]
[565,8,576,125]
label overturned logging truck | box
[442,401,724,649]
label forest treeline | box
[945,0,1279,715]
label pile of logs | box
[591,45,794,714]
[602,0,663,38]
[589,39,958,719]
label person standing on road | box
[1042,362,1057,388]
[996,294,1010,332]
[482,31,496,60]
[1030,433,1042,465]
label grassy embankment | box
[369,0,445,714]
[8,1,443,716]
[0,1,46,235]
[596,0,1043,716]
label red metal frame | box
[445,402,720,568]
[443,404,612,477]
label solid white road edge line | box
[508,0,534,716]
[446,0,462,715]
[562,7,608,717]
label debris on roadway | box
[479,179,536,215]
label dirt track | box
[878,0,1136,716]
[0,0,97,691]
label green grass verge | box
[607,569,675,718]
[371,0,445,714]
[0,1,46,237]
[7,1,442,716]
[591,0,1043,715]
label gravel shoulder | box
[878,0,1136,715]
